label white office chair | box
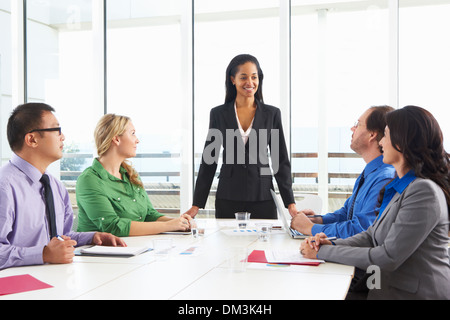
[295,193,323,215]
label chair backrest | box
[296,193,322,215]
[72,209,79,232]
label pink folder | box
[0,274,53,296]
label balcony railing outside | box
[62,152,361,216]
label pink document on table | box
[0,274,53,296]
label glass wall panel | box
[8,0,449,219]
[0,0,12,165]
[292,0,389,212]
[106,0,183,214]
[25,0,97,211]
[399,0,450,150]
[291,9,320,204]
[194,0,281,213]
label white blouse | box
[234,102,255,145]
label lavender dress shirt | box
[0,154,95,270]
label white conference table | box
[0,219,354,300]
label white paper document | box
[221,229,258,236]
[265,250,325,264]
[80,245,148,257]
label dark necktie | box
[40,174,57,239]
[348,171,365,220]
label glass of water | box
[153,238,173,260]
[256,223,272,242]
[191,219,206,238]
[235,212,251,229]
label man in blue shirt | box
[291,106,396,239]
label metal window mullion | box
[317,8,329,214]
[180,0,194,214]
[389,0,399,109]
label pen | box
[57,235,75,247]
[310,236,337,243]
[307,215,322,218]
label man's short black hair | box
[7,103,55,152]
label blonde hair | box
[94,114,144,188]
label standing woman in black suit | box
[184,54,298,219]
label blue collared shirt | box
[311,155,395,239]
[0,154,95,270]
[377,170,417,219]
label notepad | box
[247,250,323,266]
[266,250,325,265]
[0,274,53,296]
[161,231,191,235]
[79,245,148,257]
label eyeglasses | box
[28,127,62,136]
[353,121,366,128]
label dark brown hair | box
[384,105,450,214]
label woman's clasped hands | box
[300,232,333,259]
[168,214,193,231]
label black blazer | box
[193,100,295,208]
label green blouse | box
[76,159,164,237]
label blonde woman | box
[76,114,191,236]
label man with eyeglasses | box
[0,103,126,270]
[291,105,396,239]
